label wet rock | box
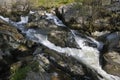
[48,30,78,48]
[25,40,36,48]
[50,72,72,80]
[25,71,51,80]
[104,51,120,65]
[106,32,120,51]
[26,13,79,48]
[43,48,85,76]
[34,54,50,72]
[58,2,85,29]
[103,51,120,77]
[32,47,43,55]
[0,19,34,66]
[0,21,24,42]
[0,21,26,52]
[23,53,72,80]
[103,32,120,77]
[58,2,83,23]
[0,0,30,13]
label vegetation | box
[10,61,40,80]
[10,66,31,80]
[30,0,84,8]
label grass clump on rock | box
[10,66,31,80]
[10,61,40,80]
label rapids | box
[0,12,120,80]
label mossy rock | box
[10,66,31,80]
[10,60,40,80]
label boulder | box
[0,0,32,21]
[58,2,83,23]
[0,0,30,12]
[103,32,120,77]
[0,19,25,50]
[106,32,120,51]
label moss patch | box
[10,61,40,80]
[10,66,31,80]
[30,61,40,72]
[30,0,84,8]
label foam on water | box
[17,16,28,24]
[45,12,66,27]
[87,36,104,50]
[0,16,9,22]
[29,11,35,14]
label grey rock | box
[25,71,51,80]
[103,32,120,77]
[0,0,30,12]
[58,2,83,23]
[106,32,120,51]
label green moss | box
[10,61,40,80]
[10,66,31,80]
[30,61,40,72]
[30,0,84,8]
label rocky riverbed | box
[0,1,120,80]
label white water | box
[29,11,35,14]
[87,36,104,50]
[45,12,66,27]
[31,28,120,80]
[17,16,28,24]
[71,30,104,50]
[0,16,9,22]
[0,14,120,80]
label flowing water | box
[0,12,120,80]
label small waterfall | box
[0,16,9,22]
[45,12,66,27]
[29,11,35,14]
[0,13,120,80]
[17,16,28,24]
